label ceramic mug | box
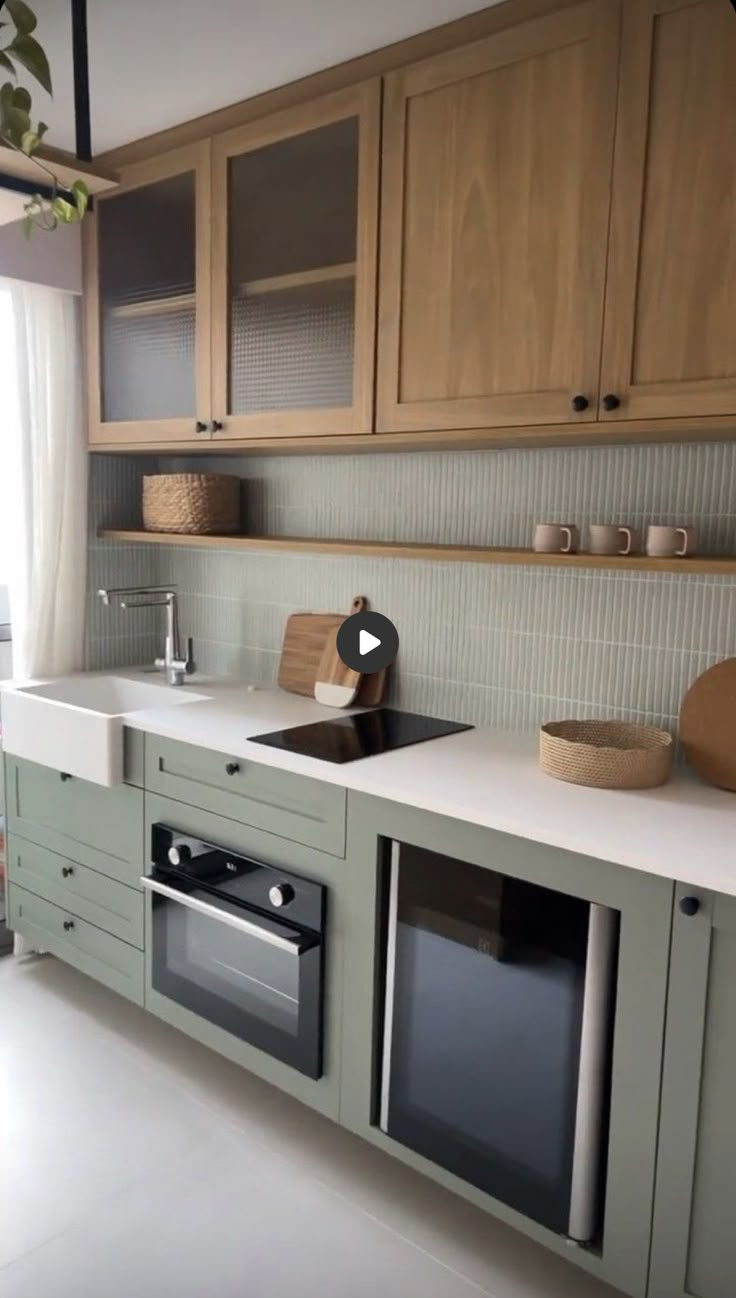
[646,525,697,557]
[533,523,580,554]
[589,524,641,556]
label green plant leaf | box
[12,83,31,111]
[5,1,38,36]
[52,195,76,224]
[0,81,15,114]
[1,103,32,145]
[70,178,89,219]
[20,126,40,154]
[0,51,15,76]
[22,212,34,239]
[8,33,51,94]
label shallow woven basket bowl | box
[539,720,674,789]
[143,473,241,535]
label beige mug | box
[533,523,580,554]
[589,524,641,556]
[646,524,697,557]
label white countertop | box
[120,676,736,897]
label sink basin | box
[1,674,210,786]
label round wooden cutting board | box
[679,658,736,791]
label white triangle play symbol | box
[359,629,381,656]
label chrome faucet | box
[98,586,195,686]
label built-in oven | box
[143,825,326,1079]
[379,842,618,1244]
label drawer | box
[146,736,346,857]
[8,884,144,1005]
[8,836,143,948]
[5,756,144,887]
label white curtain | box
[0,281,88,679]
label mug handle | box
[617,527,633,555]
[560,526,573,554]
[676,528,690,557]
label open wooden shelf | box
[238,262,356,297]
[98,530,736,574]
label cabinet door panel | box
[650,889,736,1298]
[211,82,379,439]
[601,0,736,421]
[378,2,620,432]
[86,143,212,446]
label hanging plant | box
[0,0,88,234]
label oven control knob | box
[269,883,295,909]
[168,844,191,867]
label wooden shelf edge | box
[98,530,736,574]
[238,262,356,297]
[110,293,196,319]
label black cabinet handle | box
[63,919,75,931]
[679,896,700,918]
[195,420,208,433]
[62,866,74,878]
[60,772,73,782]
[602,393,621,412]
[571,394,589,413]
[209,420,223,433]
[225,762,240,776]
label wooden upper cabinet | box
[85,143,212,446]
[377,1,621,433]
[210,82,380,440]
[600,0,736,422]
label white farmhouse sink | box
[1,674,210,786]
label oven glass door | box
[146,872,323,1078]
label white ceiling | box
[29,0,499,156]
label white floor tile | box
[0,956,624,1298]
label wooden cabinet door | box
[600,0,736,423]
[377,1,620,434]
[210,82,380,440]
[84,143,212,447]
[649,888,736,1298]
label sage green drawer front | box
[5,756,144,887]
[8,883,144,1005]
[146,736,346,856]
[8,836,144,948]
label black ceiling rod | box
[71,0,92,161]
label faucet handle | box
[183,637,196,675]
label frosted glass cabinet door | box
[211,81,380,440]
[85,142,212,446]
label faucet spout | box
[97,586,195,685]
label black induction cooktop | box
[249,708,473,764]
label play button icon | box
[337,609,399,675]
[360,629,381,656]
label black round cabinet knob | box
[210,420,224,433]
[602,393,621,412]
[62,866,74,878]
[679,896,700,918]
[195,420,208,433]
[225,762,240,776]
[63,919,75,931]
[571,395,589,413]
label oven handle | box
[141,876,305,955]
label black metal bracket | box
[71,0,92,162]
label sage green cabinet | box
[5,756,144,888]
[8,837,144,948]
[649,887,736,1298]
[145,734,346,856]
[7,883,144,1004]
[340,793,674,1298]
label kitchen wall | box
[0,219,82,293]
[89,441,736,733]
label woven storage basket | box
[143,474,241,535]
[539,720,673,789]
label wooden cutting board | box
[679,658,736,791]
[278,596,378,700]
[315,622,363,707]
